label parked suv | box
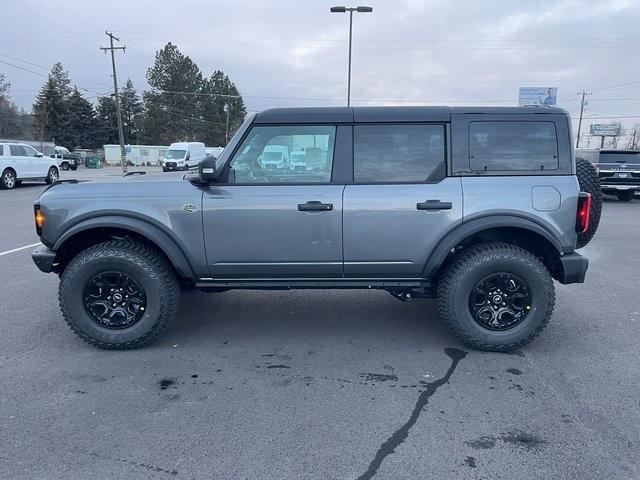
[50,146,80,171]
[0,142,59,189]
[593,150,640,201]
[31,107,599,351]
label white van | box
[162,142,206,172]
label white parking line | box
[0,243,41,257]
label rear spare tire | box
[575,157,602,249]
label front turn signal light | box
[34,206,45,236]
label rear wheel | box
[1,169,17,189]
[575,157,602,248]
[59,240,180,349]
[437,243,555,352]
[616,191,634,201]
[45,167,59,184]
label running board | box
[195,278,432,290]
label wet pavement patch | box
[359,373,398,382]
[465,436,497,450]
[356,347,468,480]
[466,430,546,452]
[507,368,523,375]
[159,378,176,390]
[266,364,290,369]
[464,456,477,468]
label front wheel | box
[616,191,634,202]
[45,167,59,184]
[59,240,181,349]
[61,162,69,171]
[437,243,555,352]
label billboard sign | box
[590,124,621,136]
[518,87,558,106]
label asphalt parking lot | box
[0,168,638,479]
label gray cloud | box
[2,0,640,140]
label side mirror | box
[35,153,43,157]
[198,156,219,183]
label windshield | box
[165,149,186,160]
[599,152,640,164]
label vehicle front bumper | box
[163,162,186,170]
[32,245,56,273]
[558,253,589,284]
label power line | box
[0,52,111,88]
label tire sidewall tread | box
[437,243,555,352]
[58,239,180,349]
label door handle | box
[298,201,333,212]
[417,200,452,211]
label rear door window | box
[10,145,27,156]
[353,124,446,182]
[469,121,558,171]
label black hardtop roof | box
[253,106,569,124]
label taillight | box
[576,192,591,234]
[34,205,45,236]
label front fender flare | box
[422,215,564,280]
[53,215,195,278]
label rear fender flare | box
[422,215,564,280]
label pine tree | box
[0,73,21,138]
[32,63,73,146]
[120,79,143,144]
[144,42,204,143]
[67,87,97,149]
[94,96,119,146]
[200,70,247,146]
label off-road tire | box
[575,157,602,248]
[616,191,634,202]
[58,239,180,349]
[437,243,555,352]
[1,168,17,189]
[45,167,59,185]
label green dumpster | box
[85,156,101,169]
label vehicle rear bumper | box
[32,245,56,273]
[558,253,589,284]
[601,184,640,191]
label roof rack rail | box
[123,171,146,177]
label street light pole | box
[330,6,372,107]
[347,10,353,106]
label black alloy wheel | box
[468,273,532,331]
[82,271,147,329]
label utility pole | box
[575,90,590,149]
[100,32,127,173]
[224,103,230,145]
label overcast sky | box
[2,0,639,145]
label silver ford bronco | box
[31,106,601,351]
